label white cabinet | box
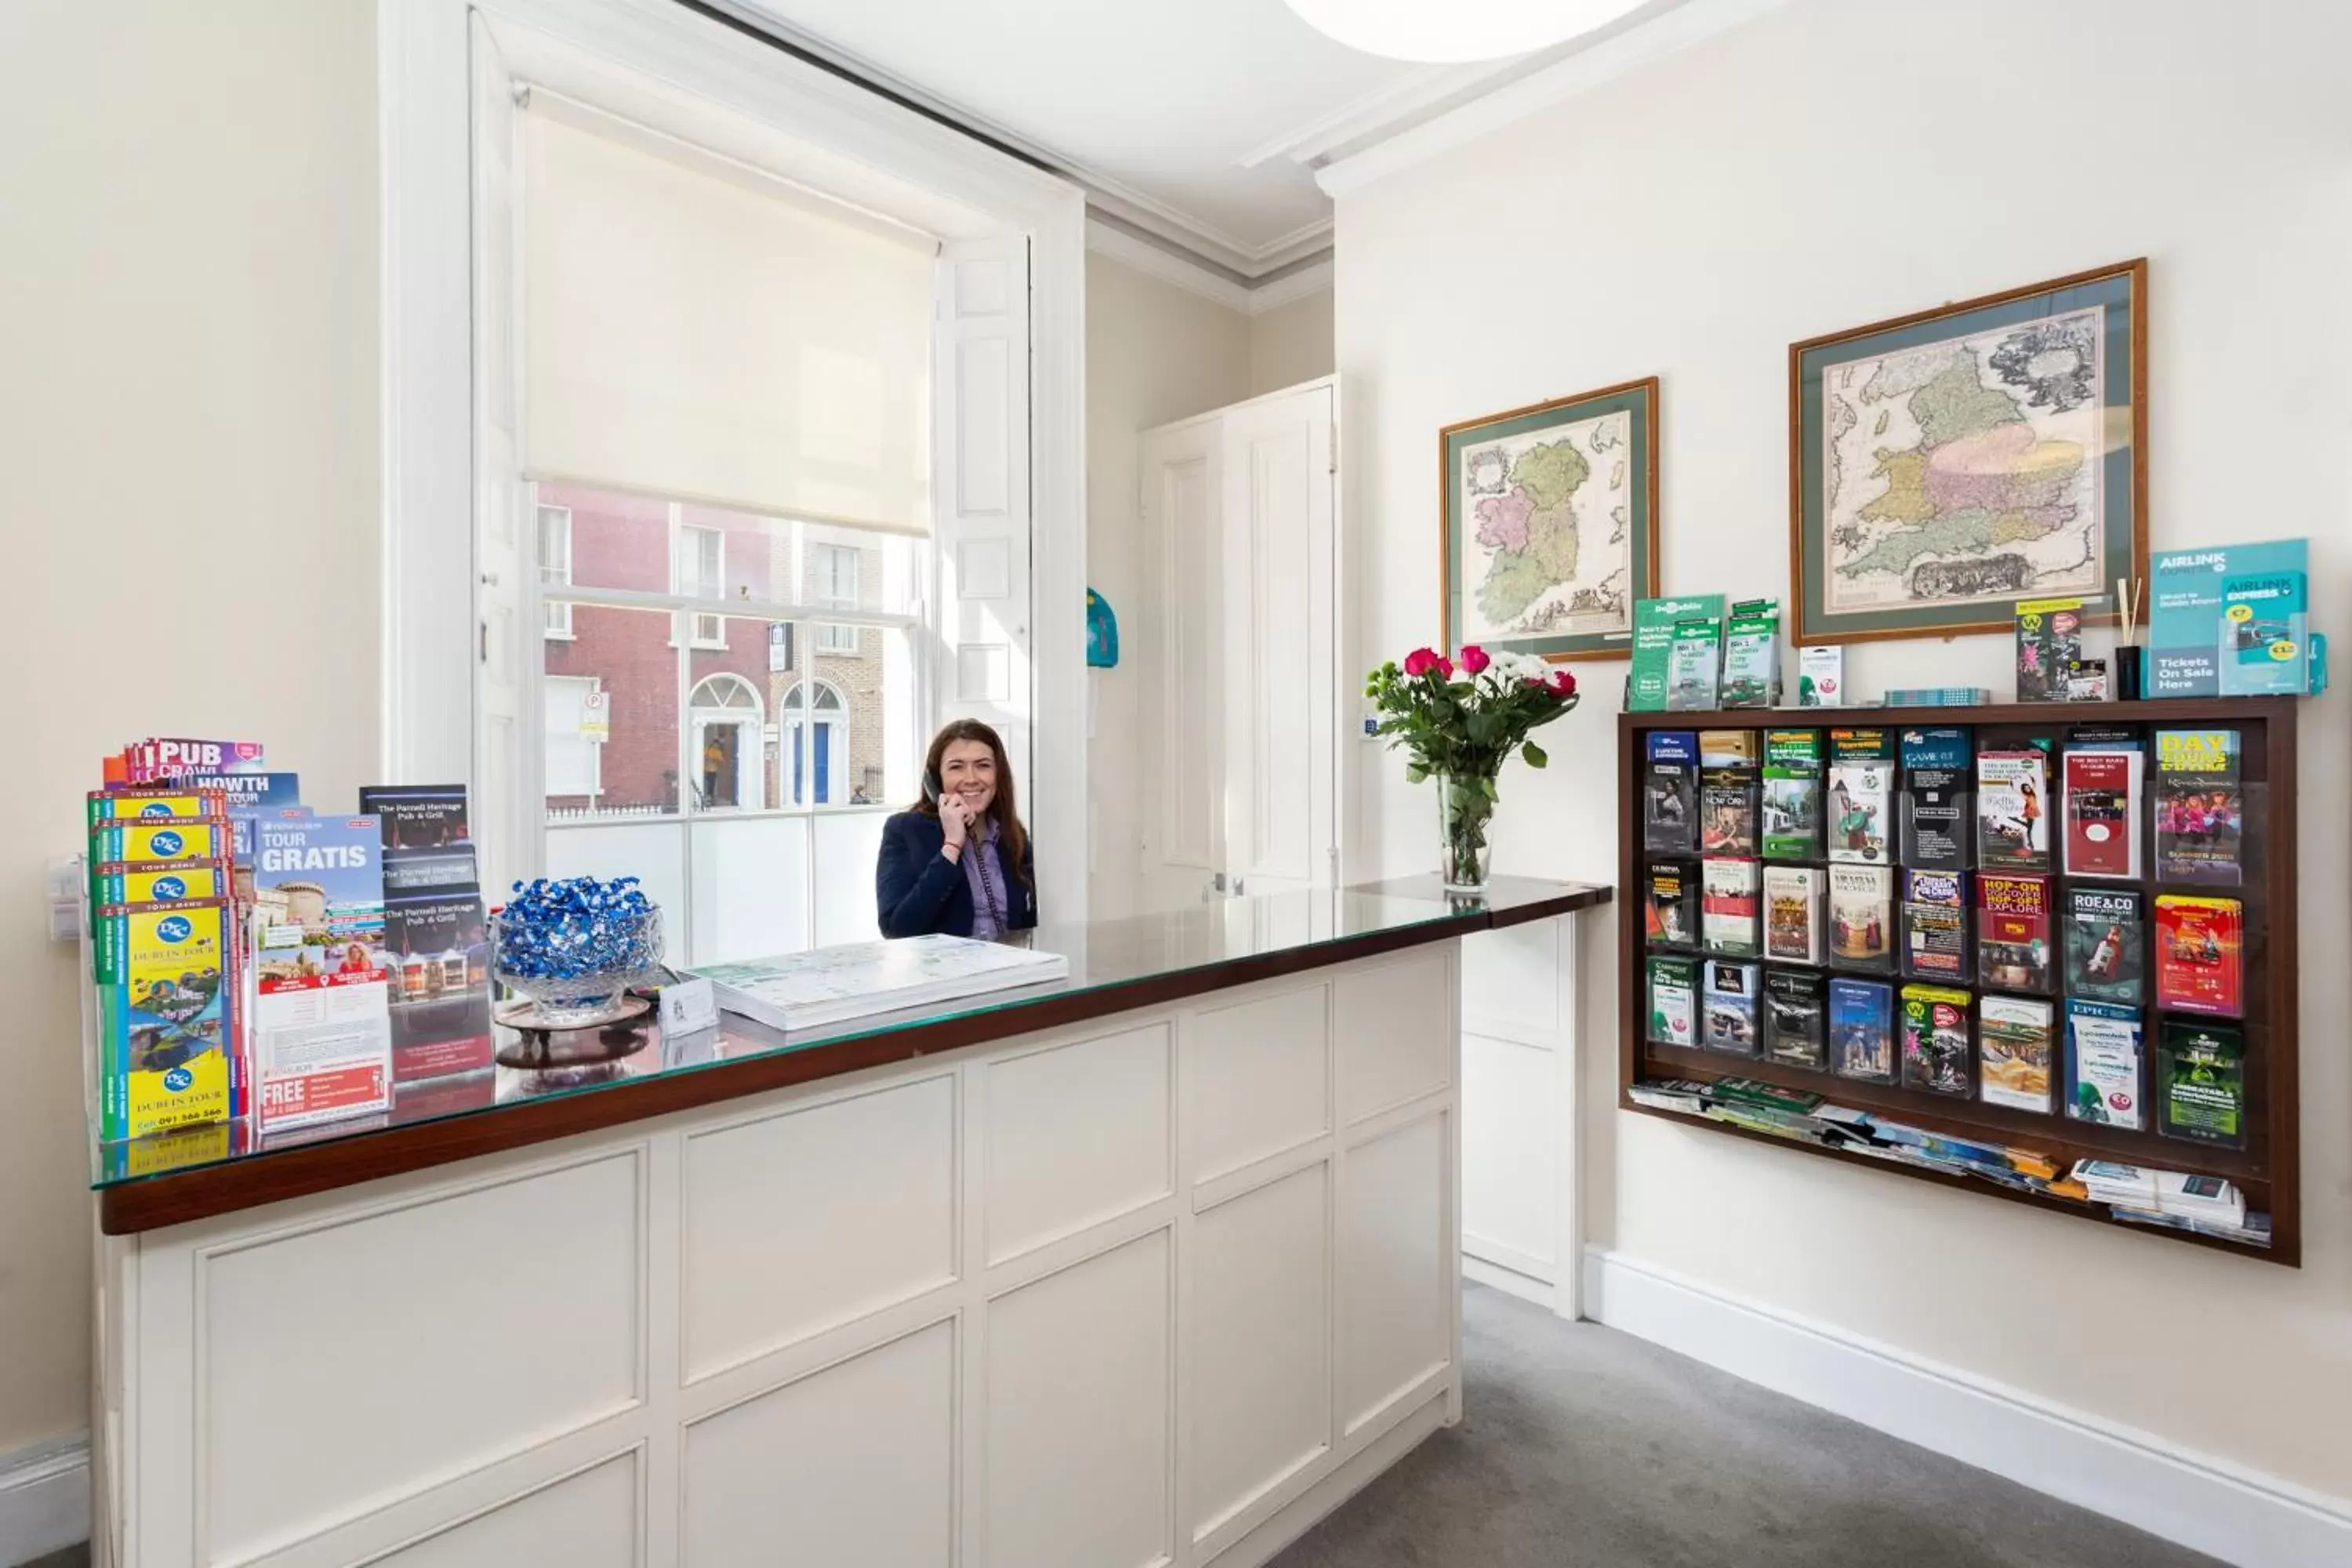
[93,946,1461,1568]
[1459,913,1583,1318]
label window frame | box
[383,0,1090,942]
[675,517,728,649]
[814,543,861,654]
[542,673,603,801]
[535,494,923,824]
[538,505,575,638]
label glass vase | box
[1436,770,1497,893]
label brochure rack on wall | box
[1617,697,2301,1265]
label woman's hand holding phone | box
[939,792,971,859]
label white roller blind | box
[521,102,936,532]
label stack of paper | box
[696,935,1070,1033]
[2071,1160,2246,1229]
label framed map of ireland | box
[1440,377,1659,662]
[1789,260,2147,646]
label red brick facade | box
[539,483,891,815]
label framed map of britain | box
[1790,260,2147,645]
[1440,377,1658,662]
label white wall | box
[1336,0,2352,1501]
[0,0,381,1455]
[1250,284,1336,396]
[1084,252,1254,917]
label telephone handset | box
[924,768,945,806]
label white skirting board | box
[0,1432,90,1564]
[1581,1248,2352,1568]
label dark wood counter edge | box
[100,885,1613,1235]
[1345,878,1611,932]
[1484,884,1611,930]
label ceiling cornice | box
[1316,0,1793,198]
[1085,217,1333,318]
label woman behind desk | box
[877,720,1037,938]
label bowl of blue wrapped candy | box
[492,875,665,1029]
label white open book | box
[693,935,1069,1033]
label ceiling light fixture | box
[1283,0,1652,64]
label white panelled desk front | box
[89,883,1605,1568]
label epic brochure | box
[2066,1000,2144,1130]
[1630,595,1725,712]
[249,814,393,1131]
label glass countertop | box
[94,878,1606,1194]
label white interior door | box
[1220,382,1337,898]
[1136,416,1222,911]
[1134,380,1338,910]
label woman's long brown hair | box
[913,719,1030,886]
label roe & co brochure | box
[249,814,393,1130]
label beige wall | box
[1248,284,1335,397]
[1083,252,1254,918]
[1337,0,2352,1500]
[0,0,379,1453]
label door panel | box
[1136,418,1222,913]
[1221,384,1337,898]
[935,238,1033,790]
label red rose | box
[1435,655,1454,679]
[1457,644,1490,674]
[1550,669,1578,696]
[1402,647,1442,677]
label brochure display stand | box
[1617,697,2300,1265]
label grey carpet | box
[1270,1283,2222,1568]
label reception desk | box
[88,878,1605,1568]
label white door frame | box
[378,0,1087,921]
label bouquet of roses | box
[1364,644,1580,887]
